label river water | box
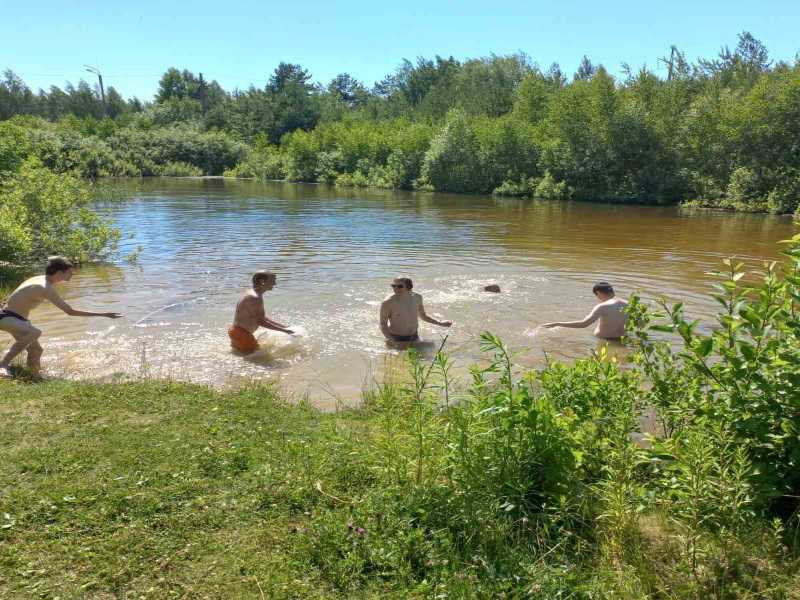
[9,178,795,406]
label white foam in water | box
[250,328,309,362]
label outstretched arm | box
[45,287,122,319]
[542,306,600,330]
[255,301,293,334]
[417,297,452,328]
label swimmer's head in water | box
[592,282,615,299]
[391,277,413,293]
[46,256,75,281]
[252,270,276,292]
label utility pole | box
[197,72,208,115]
[84,65,106,117]
[658,46,678,81]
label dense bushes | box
[0,116,246,178]
[629,245,800,512]
[107,126,245,176]
[0,157,119,265]
[3,33,800,211]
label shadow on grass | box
[3,365,63,384]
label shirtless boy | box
[0,256,122,378]
[542,282,628,339]
[379,277,451,348]
[228,270,294,354]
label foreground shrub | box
[0,157,119,264]
[630,235,800,515]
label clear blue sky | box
[2,0,798,100]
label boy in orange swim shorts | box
[228,270,294,354]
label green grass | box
[2,368,799,598]
[0,380,384,598]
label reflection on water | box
[5,178,795,407]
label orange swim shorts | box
[228,325,259,354]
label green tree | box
[419,109,484,193]
[265,63,320,143]
[0,157,119,264]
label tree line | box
[1,31,799,212]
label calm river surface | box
[14,178,796,406]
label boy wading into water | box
[380,277,451,348]
[229,270,294,355]
[542,281,628,339]
[0,256,122,378]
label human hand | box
[105,312,123,319]
[284,329,295,335]
[542,323,557,329]
[440,320,452,328]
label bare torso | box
[382,292,421,336]
[592,298,629,339]
[3,276,56,319]
[232,292,263,333]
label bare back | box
[232,292,264,333]
[3,276,67,319]
[590,297,628,339]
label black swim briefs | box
[390,332,419,342]
[0,309,28,322]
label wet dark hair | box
[399,277,413,290]
[252,270,276,287]
[45,256,74,276]
[592,282,614,295]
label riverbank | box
[2,351,799,598]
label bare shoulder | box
[22,275,46,289]
[611,298,628,308]
[18,277,47,296]
[382,295,395,304]
[240,291,260,304]
[597,298,628,314]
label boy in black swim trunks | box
[0,256,122,378]
[379,277,451,348]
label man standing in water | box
[542,282,628,339]
[228,270,294,355]
[0,256,122,378]
[380,277,452,348]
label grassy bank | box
[1,380,381,598]
[2,335,799,598]
[2,239,799,598]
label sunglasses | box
[391,284,405,289]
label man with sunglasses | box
[379,277,451,347]
[542,282,628,339]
